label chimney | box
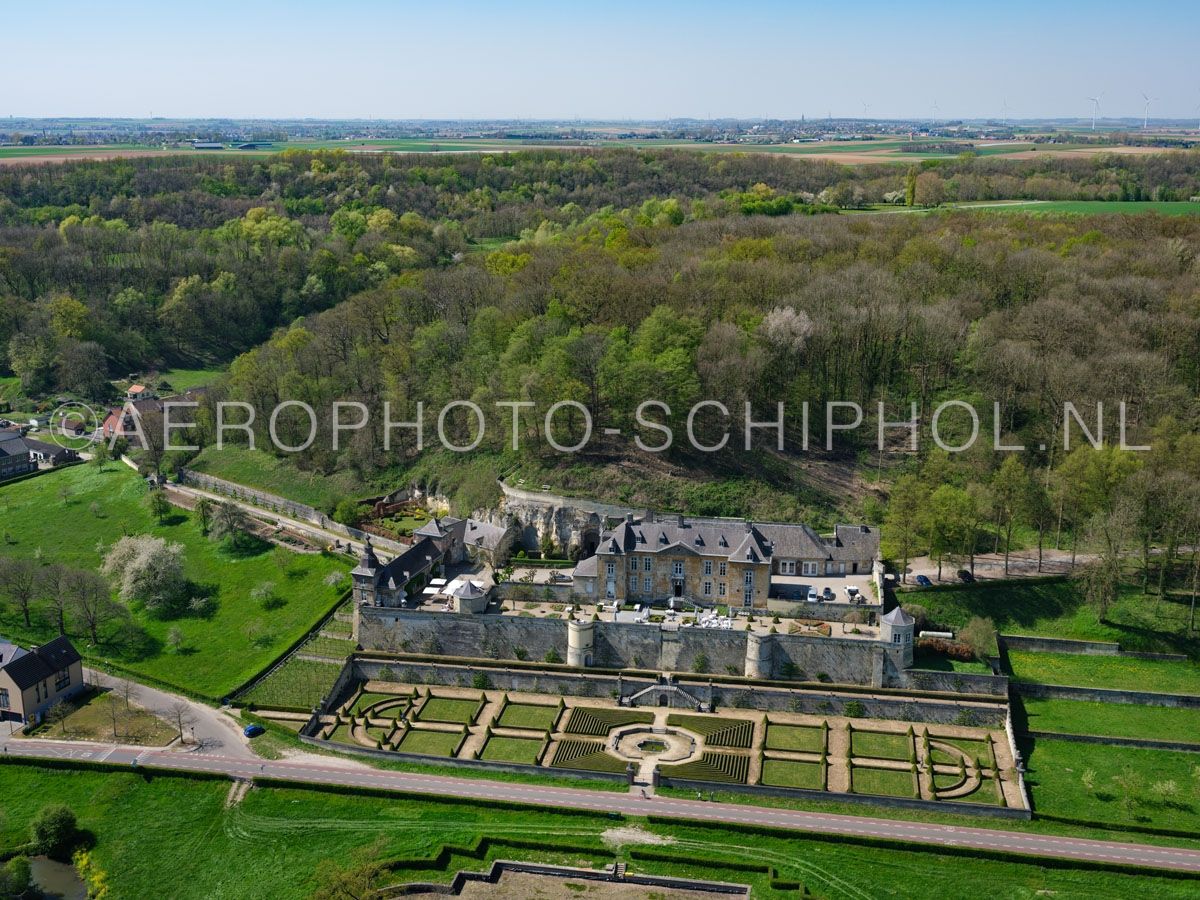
[677,513,685,527]
[744,520,753,533]
[624,513,634,524]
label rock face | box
[474,482,637,559]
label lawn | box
[157,367,225,393]
[850,729,914,761]
[1020,697,1200,744]
[417,697,482,725]
[243,658,341,709]
[914,579,1199,658]
[1025,738,1200,832]
[852,765,917,798]
[1,762,1198,899]
[478,735,544,765]
[1007,651,1200,695]
[764,724,825,754]
[0,465,350,698]
[351,691,410,716]
[496,702,560,732]
[187,445,373,513]
[973,200,1200,216]
[395,728,462,757]
[760,759,825,790]
[22,688,176,746]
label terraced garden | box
[666,713,755,748]
[562,707,655,736]
[551,739,630,774]
[661,751,752,784]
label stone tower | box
[879,606,916,667]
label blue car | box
[243,724,265,738]
[914,575,933,588]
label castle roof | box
[881,607,915,626]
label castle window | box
[672,561,684,577]
[643,576,651,592]
[779,560,796,575]
[718,562,727,576]
[629,574,637,590]
[643,558,652,572]
[703,580,712,596]
[742,587,753,605]
[606,562,615,576]
[802,561,818,576]
[718,582,726,597]
[744,571,753,586]
[892,634,901,644]
[703,560,712,576]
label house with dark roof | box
[573,512,879,609]
[0,636,85,723]
[0,435,37,481]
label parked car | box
[914,575,933,588]
[806,588,819,602]
[844,585,861,601]
[956,569,975,584]
[243,724,265,738]
[822,586,835,601]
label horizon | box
[7,0,1200,121]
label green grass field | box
[1020,697,1200,743]
[478,735,543,765]
[7,762,1196,900]
[0,465,349,698]
[158,367,226,392]
[760,759,825,790]
[187,445,372,513]
[850,729,914,761]
[913,579,1199,658]
[417,697,481,725]
[851,765,917,798]
[351,691,410,716]
[395,728,462,757]
[1007,650,1200,695]
[764,724,825,753]
[496,702,560,732]
[969,200,1200,216]
[1025,738,1200,832]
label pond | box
[29,856,87,900]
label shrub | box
[843,700,865,718]
[30,804,79,860]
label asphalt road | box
[5,737,1200,875]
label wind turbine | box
[1001,98,1012,125]
[930,100,940,123]
[1141,92,1157,130]
[861,101,870,121]
[1087,94,1102,131]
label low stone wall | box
[658,778,1029,820]
[1000,634,1188,662]
[296,734,630,783]
[1013,681,1200,708]
[1023,730,1200,754]
[763,600,882,623]
[497,582,575,604]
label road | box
[4,736,1200,874]
[83,668,256,759]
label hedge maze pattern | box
[550,739,629,774]
[661,751,751,784]
[666,714,754,749]
[563,707,655,736]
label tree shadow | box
[220,534,273,560]
[160,513,188,528]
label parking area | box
[768,573,874,605]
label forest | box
[2,149,1200,546]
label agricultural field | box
[3,763,1191,900]
[1007,650,1200,694]
[1020,697,1200,743]
[0,465,350,698]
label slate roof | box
[0,636,80,690]
[881,607,915,626]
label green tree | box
[884,475,927,582]
[147,488,171,525]
[30,804,78,860]
[991,457,1030,576]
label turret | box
[880,606,915,667]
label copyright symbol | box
[48,401,105,450]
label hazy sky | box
[6,0,1199,120]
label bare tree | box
[0,556,37,627]
[164,700,196,745]
[47,698,73,738]
[66,568,125,646]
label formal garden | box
[300,681,1022,809]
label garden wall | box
[1012,682,1200,709]
[896,669,1009,698]
[1000,635,1188,662]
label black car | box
[956,569,975,584]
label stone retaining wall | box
[1013,681,1200,708]
[1023,730,1200,753]
[1000,634,1188,662]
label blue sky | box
[5,1,1199,120]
